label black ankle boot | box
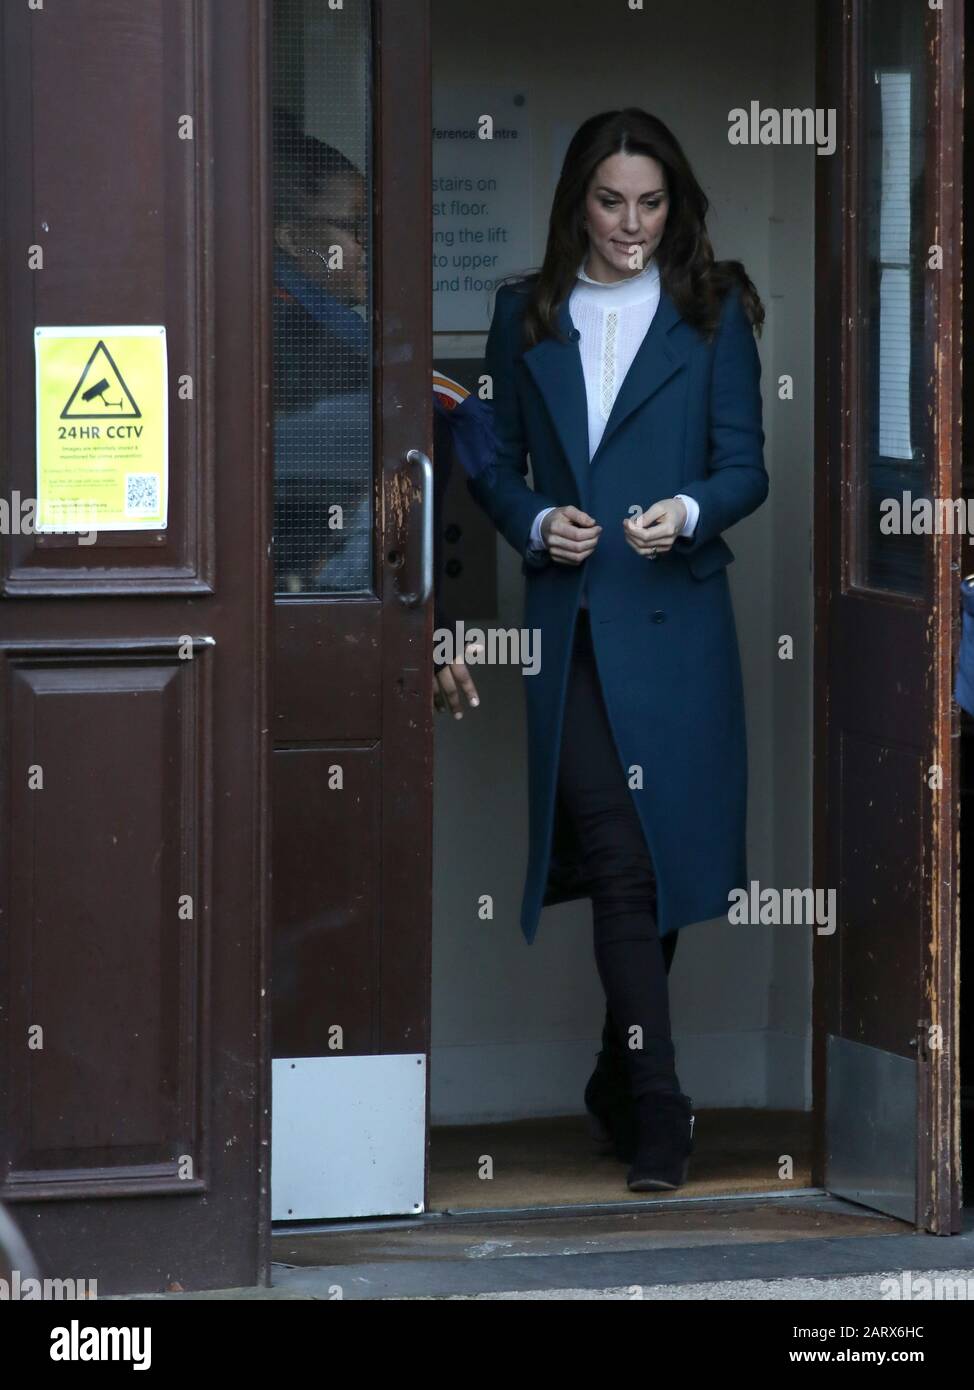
[626,1091,695,1191]
[583,1013,638,1162]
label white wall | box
[431,0,815,1120]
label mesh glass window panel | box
[272,0,373,596]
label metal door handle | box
[398,449,433,606]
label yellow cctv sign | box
[35,325,168,532]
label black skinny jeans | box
[557,608,681,1099]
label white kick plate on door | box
[272,1054,426,1220]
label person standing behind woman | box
[467,108,769,1192]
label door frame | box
[811,0,964,1234]
[262,0,967,1247]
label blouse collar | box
[574,255,660,306]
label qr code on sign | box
[125,473,159,516]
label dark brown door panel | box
[0,1,271,1292]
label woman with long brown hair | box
[467,108,769,1190]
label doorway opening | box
[429,0,819,1214]
[264,0,963,1239]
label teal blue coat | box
[467,279,769,942]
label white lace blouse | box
[528,256,699,554]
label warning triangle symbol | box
[61,340,141,419]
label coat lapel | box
[521,298,590,500]
[522,283,691,499]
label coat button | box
[569,329,581,341]
[651,610,666,623]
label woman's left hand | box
[623,498,688,559]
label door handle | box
[397,448,433,607]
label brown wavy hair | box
[510,107,764,348]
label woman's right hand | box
[541,506,602,566]
[433,657,481,719]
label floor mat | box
[429,1108,812,1210]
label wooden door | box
[814,0,963,1231]
[0,1,271,1291]
[269,0,433,1220]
